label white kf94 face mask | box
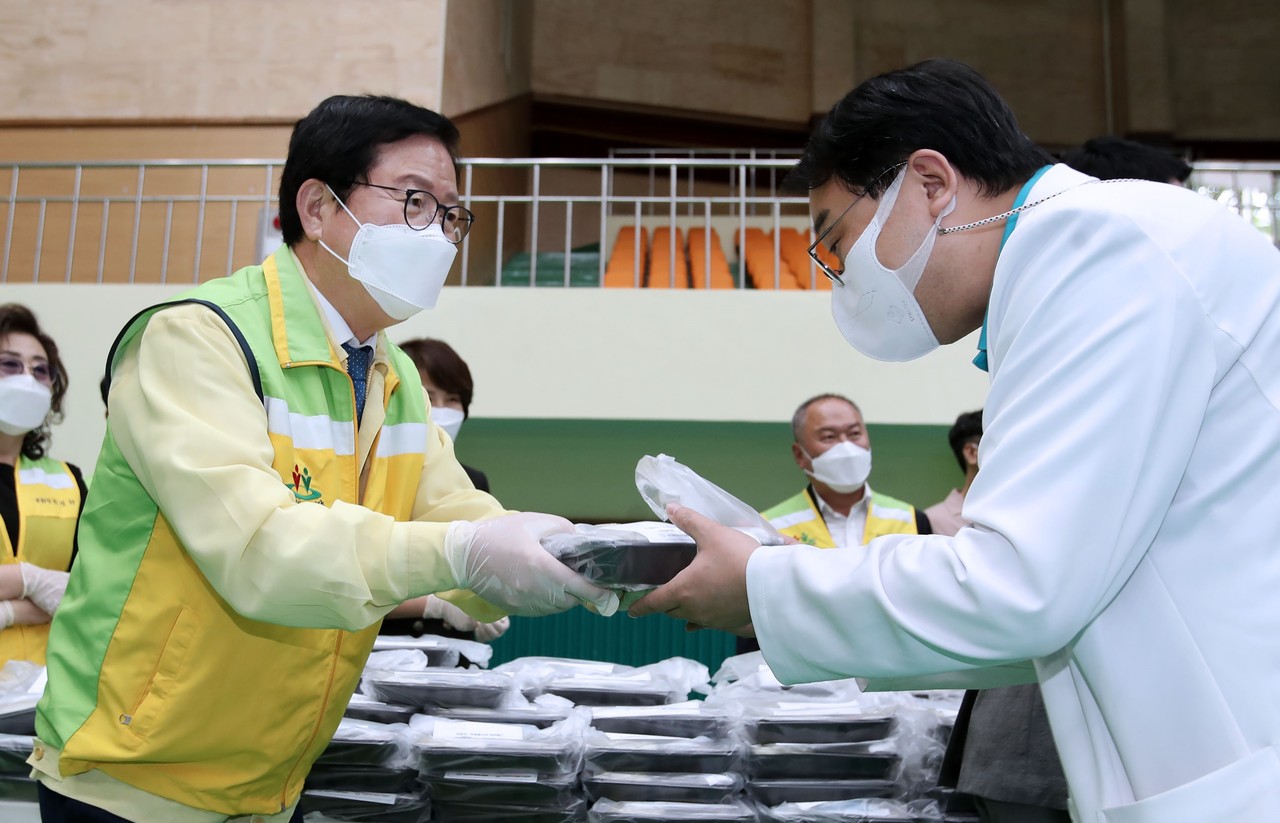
[831,166,956,361]
[432,406,465,442]
[803,440,873,493]
[0,374,53,436]
[320,186,458,321]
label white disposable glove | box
[444,513,619,617]
[473,617,510,643]
[20,563,69,616]
[422,594,478,633]
[0,601,12,629]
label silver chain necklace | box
[937,178,1136,235]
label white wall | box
[6,285,988,475]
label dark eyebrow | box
[812,208,830,237]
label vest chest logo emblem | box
[287,464,323,502]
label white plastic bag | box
[634,454,784,545]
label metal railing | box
[2,157,1276,286]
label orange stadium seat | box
[604,226,648,287]
[648,227,690,288]
[735,228,800,290]
[686,227,735,289]
[778,227,833,291]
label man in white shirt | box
[631,59,1280,822]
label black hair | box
[786,59,1054,199]
[0,303,68,460]
[791,393,861,441]
[948,409,984,473]
[278,95,461,246]
[1060,136,1192,184]
[399,338,474,417]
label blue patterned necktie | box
[342,342,372,420]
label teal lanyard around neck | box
[972,164,1053,372]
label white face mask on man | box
[831,165,956,362]
[0,374,53,436]
[320,185,458,321]
[803,440,873,493]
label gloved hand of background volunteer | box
[20,562,69,616]
[444,512,620,617]
[473,616,510,642]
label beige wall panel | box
[811,0,857,115]
[1166,0,1280,142]
[531,0,812,124]
[851,0,1108,149]
[7,283,989,475]
[0,1,446,122]
[443,0,534,117]
[0,125,294,161]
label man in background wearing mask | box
[632,59,1280,822]
[33,95,615,823]
[764,393,930,549]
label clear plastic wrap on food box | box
[584,731,744,774]
[749,741,900,781]
[759,798,920,822]
[541,523,699,590]
[584,771,743,804]
[748,779,897,806]
[429,700,573,729]
[588,798,760,822]
[633,454,785,546]
[421,770,580,807]
[523,658,710,707]
[373,632,494,669]
[0,662,43,736]
[314,719,412,769]
[298,790,429,823]
[367,639,460,670]
[362,668,514,710]
[495,657,634,697]
[742,707,896,745]
[589,701,732,739]
[344,693,417,725]
[411,709,588,777]
[0,733,34,774]
[429,798,588,823]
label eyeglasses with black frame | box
[806,162,906,286]
[352,182,475,244]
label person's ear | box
[907,149,959,220]
[792,441,808,470]
[297,179,333,242]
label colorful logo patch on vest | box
[287,464,323,502]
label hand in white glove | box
[19,563,69,616]
[473,617,510,643]
[422,594,478,633]
[444,513,619,617]
[0,599,53,628]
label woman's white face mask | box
[830,166,955,362]
[0,374,53,436]
[432,406,465,442]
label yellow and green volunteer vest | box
[763,487,920,548]
[36,247,429,816]
[0,456,79,665]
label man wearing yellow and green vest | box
[762,393,931,549]
[31,95,616,823]
[739,394,930,654]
